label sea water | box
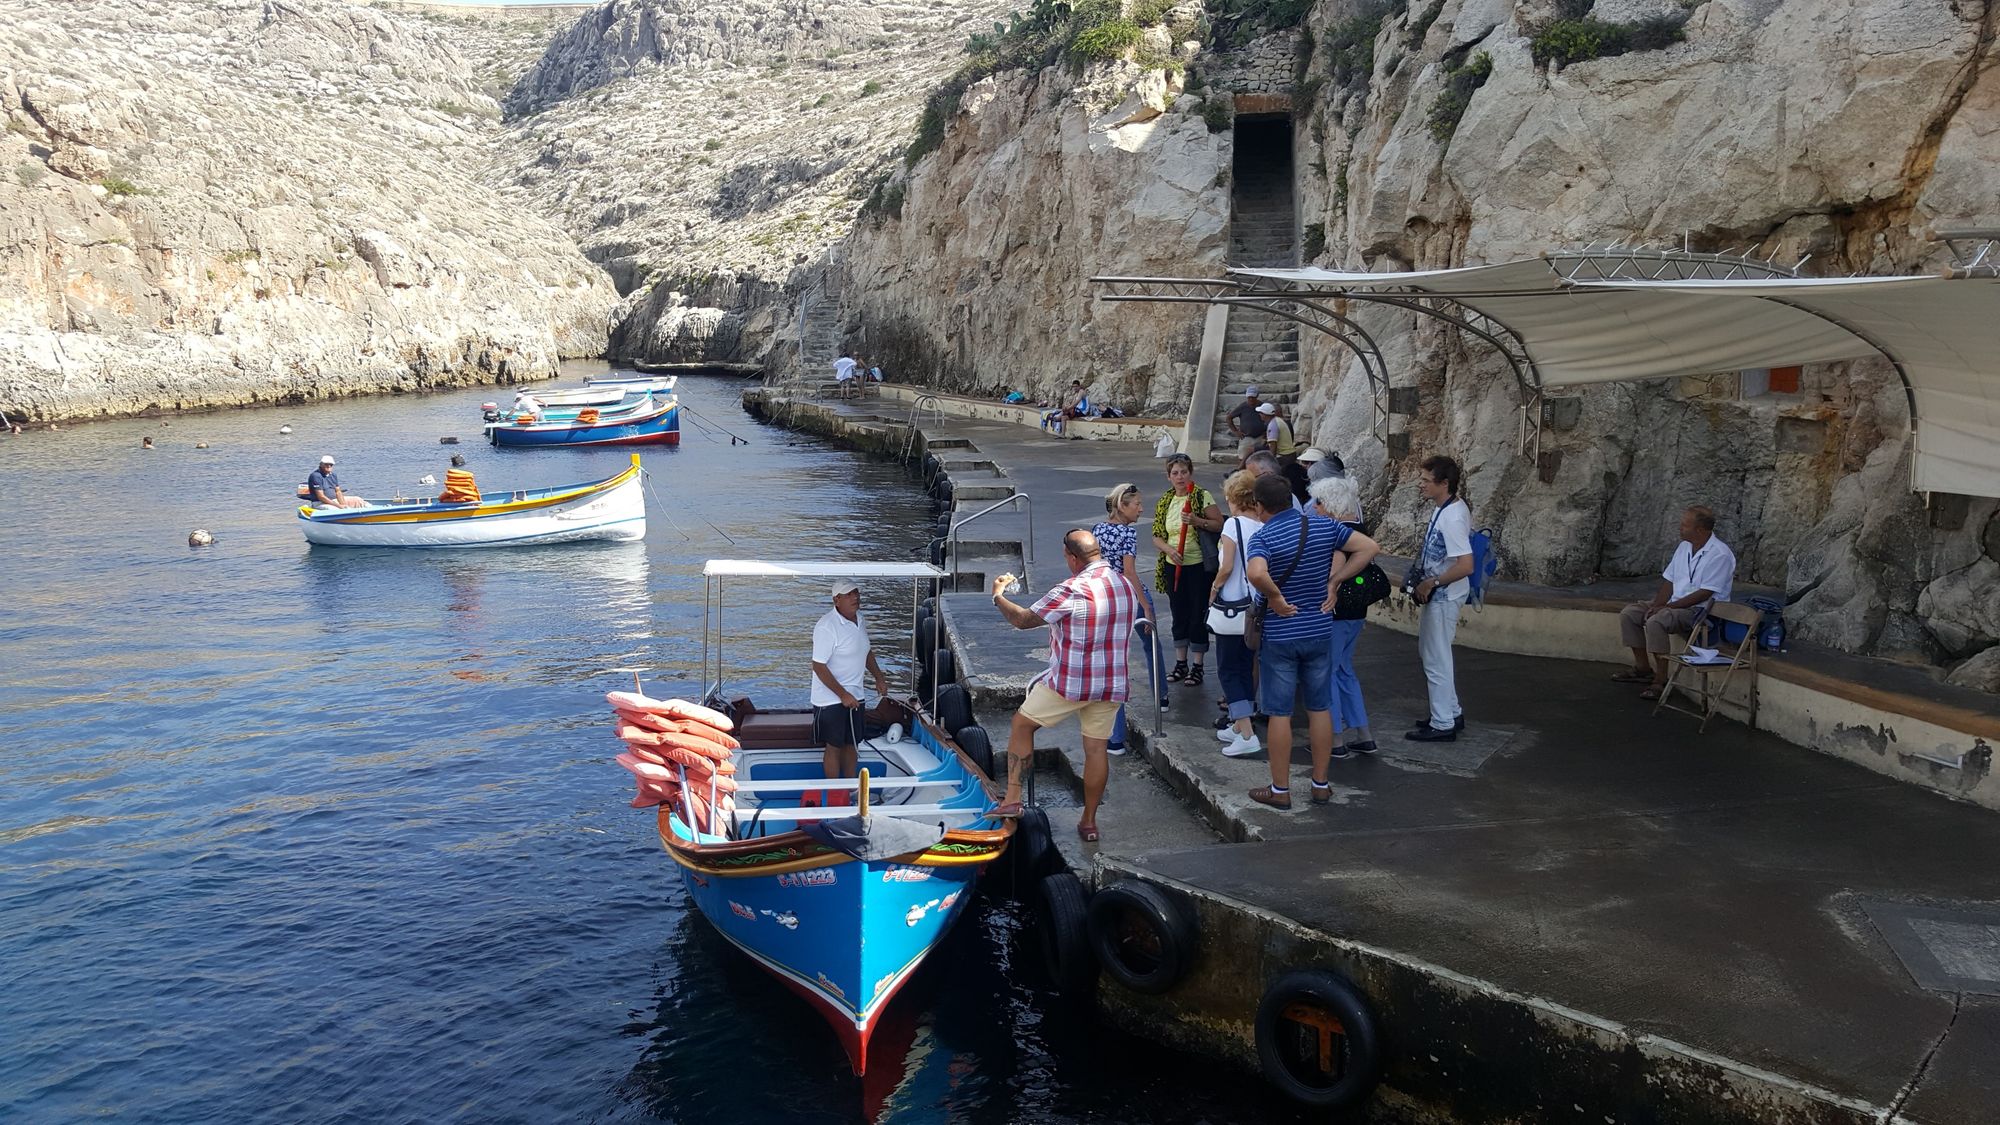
[0,371,1314,1123]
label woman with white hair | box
[1308,473,1376,755]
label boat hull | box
[584,374,677,393]
[490,399,680,448]
[299,463,645,547]
[658,718,1009,1075]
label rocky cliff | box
[0,0,617,422]
[836,0,2000,684]
[492,0,1012,368]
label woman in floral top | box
[1094,482,1166,752]
[1151,453,1225,687]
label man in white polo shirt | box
[811,579,890,787]
[1614,506,1737,700]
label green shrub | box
[703,137,724,151]
[1325,2,1404,91]
[1425,50,1492,143]
[1628,13,1689,51]
[1530,12,1684,66]
[98,176,145,196]
[1201,96,1232,133]
[1071,19,1142,59]
[1130,0,1174,24]
[860,79,883,96]
[15,162,44,187]
[813,93,831,108]
[1302,222,1326,260]
[861,176,906,223]
[1553,0,1593,19]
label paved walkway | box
[753,390,2000,1122]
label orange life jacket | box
[438,468,480,504]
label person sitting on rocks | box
[1041,380,1088,436]
[1614,505,1737,700]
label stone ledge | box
[873,383,1181,442]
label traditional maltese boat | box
[298,455,645,547]
[615,560,1011,1075]
[487,395,680,448]
[584,372,679,393]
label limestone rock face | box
[493,0,1013,367]
[846,0,1999,681]
[0,0,616,421]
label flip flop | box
[1610,669,1653,683]
[1076,822,1100,843]
[991,801,1025,819]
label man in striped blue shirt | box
[1243,473,1380,809]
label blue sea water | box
[0,372,1310,1124]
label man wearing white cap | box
[811,579,890,788]
[1226,387,1263,460]
[305,455,365,509]
[1257,401,1297,458]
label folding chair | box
[1654,601,1760,732]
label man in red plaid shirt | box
[989,528,1141,842]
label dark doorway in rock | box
[1210,113,1300,460]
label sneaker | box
[1106,742,1128,757]
[1158,698,1172,713]
[1222,733,1264,758]
[1330,746,1354,761]
[1214,728,1237,743]
[1309,781,1333,805]
[1453,714,1466,732]
[1349,740,1379,755]
[1405,725,1457,743]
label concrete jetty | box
[743,386,2000,1124]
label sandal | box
[1610,669,1653,683]
[991,801,1025,819]
[1165,659,1189,684]
[1184,664,1205,687]
[1638,686,1663,701]
[1076,822,1100,843]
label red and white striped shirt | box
[1029,559,1141,702]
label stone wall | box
[0,0,616,421]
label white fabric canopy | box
[1230,263,2000,498]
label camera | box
[1401,568,1428,605]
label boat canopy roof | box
[701,560,947,579]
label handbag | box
[1245,513,1310,652]
[1189,488,1222,572]
[1206,518,1253,636]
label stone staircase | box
[1209,143,1300,460]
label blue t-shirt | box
[307,469,339,502]
[1246,508,1352,643]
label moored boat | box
[584,372,679,393]
[298,455,646,547]
[488,395,680,448]
[616,560,1012,1075]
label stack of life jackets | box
[437,468,481,504]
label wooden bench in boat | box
[734,776,948,795]
[741,803,979,822]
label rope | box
[641,468,736,546]
[680,403,752,446]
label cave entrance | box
[1229,114,1296,268]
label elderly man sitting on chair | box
[1614,506,1737,701]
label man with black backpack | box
[1407,455,1474,743]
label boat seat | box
[734,776,947,795]
[745,802,985,823]
[733,712,817,749]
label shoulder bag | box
[1206,518,1254,636]
[1244,513,1310,652]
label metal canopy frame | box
[1091,248,1813,462]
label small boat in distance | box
[298,455,645,547]
[488,395,680,448]
[584,372,679,393]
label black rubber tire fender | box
[952,724,995,779]
[914,616,944,670]
[1011,805,1053,884]
[1253,969,1384,1111]
[1087,881,1198,995]
[917,650,958,707]
[1035,871,1096,998]
[926,679,971,734]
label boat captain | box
[810,579,890,797]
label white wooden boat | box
[521,378,676,407]
[584,373,678,393]
[298,456,645,548]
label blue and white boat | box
[584,372,678,393]
[488,395,680,448]
[633,560,1012,1075]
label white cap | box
[319,455,336,465]
[1296,447,1326,463]
[1255,402,1276,415]
[830,579,860,598]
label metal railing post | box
[944,492,1033,585]
[1134,619,1164,736]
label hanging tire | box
[928,538,946,567]
[915,616,943,669]
[1087,881,1199,995]
[919,650,959,707]
[935,513,952,539]
[1035,871,1095,998]
[925,678,971,734]
[1254,969,1384,1111]
[1011,806,1053,883]
[952,724,995,778]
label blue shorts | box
[1258,634,1332,717]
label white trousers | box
[1419,594,1463,730]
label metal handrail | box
[945,492,1033,581]
[902,394,945,462]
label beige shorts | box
[1019,683,1122,741]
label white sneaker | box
[1222,733,1264,758]
[1214,727,1237,743]
[1106,743,1128,757]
